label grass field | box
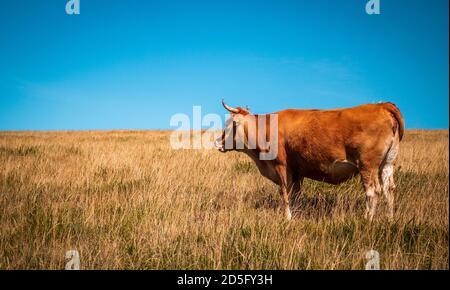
[0,130,448,269]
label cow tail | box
[382,102,405,141]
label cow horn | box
[222,99,239,113]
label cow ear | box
[236,107,250,115]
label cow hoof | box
[286,208,292,221]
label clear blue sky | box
[0,0,448,130]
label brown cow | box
[215,100,404,221]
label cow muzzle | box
[214,139,226,152]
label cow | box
[215,100,404,221]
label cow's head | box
[215,100,251,153]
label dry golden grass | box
[0,130,448,269]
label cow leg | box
[381,164,395,220]
[361,169,382,221]
[290,177,303,208]
[381,136,399,220]
[279,186,291,220]
[275,165,292,220]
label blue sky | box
[0,0,448,130]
